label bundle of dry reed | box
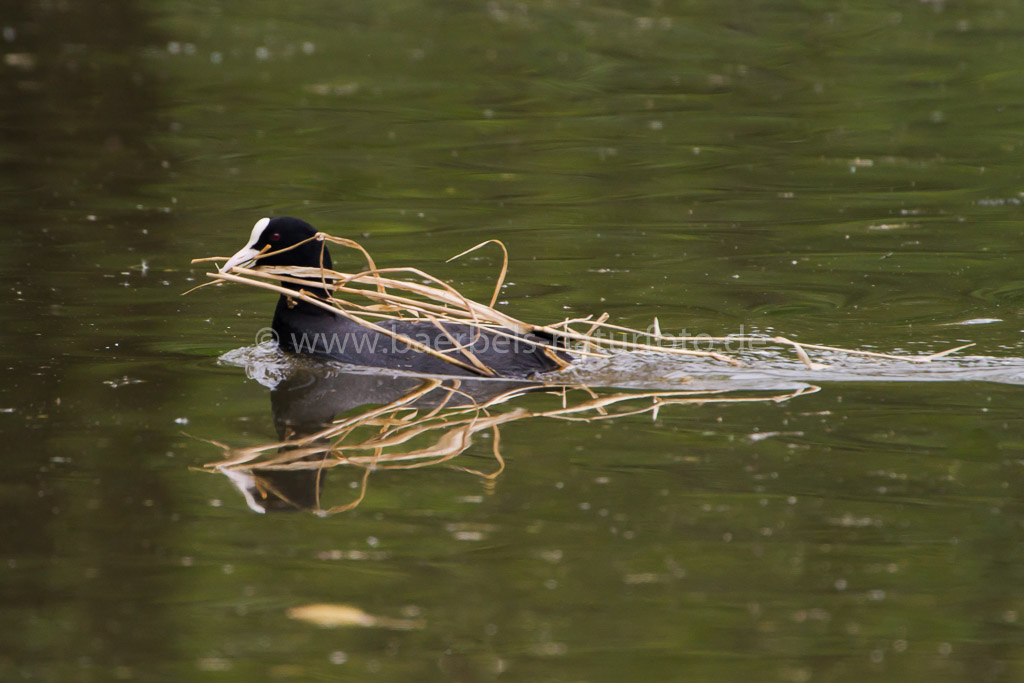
[191,232,973,375]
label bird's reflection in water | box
[203,364,818,515]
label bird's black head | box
[220,216,333,273]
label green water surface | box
[3,1,1024,681]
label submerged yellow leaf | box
[286,603,425,630]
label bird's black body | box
[222,217,571,378]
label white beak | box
[220,217,271,273]
[219,245,262,273]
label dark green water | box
[4,0,1024,680]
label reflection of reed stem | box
[202,380,821,514]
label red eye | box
[270,233,281,241]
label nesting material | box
[191,231,974,375]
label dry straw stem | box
[203,379,820,514]
[192,232,974,373]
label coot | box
[220,217,571,378]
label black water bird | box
[219,217,570,378]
